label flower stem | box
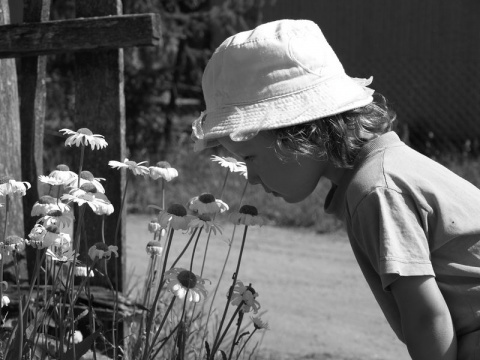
[228,310,244,360]
[144,296,176,360]
[144,227,175,357]
[212,304,243,356]
[236,328,257,357]
[169,227,199,269]
[0,195,9,320]
[210,225,249,357]
[77,144,85,188]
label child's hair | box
[270,93,397,168]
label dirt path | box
[127,214,410,360]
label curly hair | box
[269,93,397,168]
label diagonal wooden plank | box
[0,13,161,58]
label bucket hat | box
[192,19,374,151]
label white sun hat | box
[192,19,374,151]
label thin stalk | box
[211,304,243,356]
[189,227,203,272]
[144,227,175,358]
[236,329,257,358]
[169,227,199,269]
[211,226,249,355]
[228,311,244,360]
[76,144,85,188]
[144,296,176,360]
[0,195,9,320]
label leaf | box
[219,350,227,360]
[204,341,210,359]
[63,330,101,360]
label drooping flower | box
[1,235,26,255]
[108,159,149,177]
[62,184,111,214]
[1,295,10,308]
[188,214,223,235]
[69,330,84,344]
[75,171,106,193]
[31,195,71,217]
[228,205,265,227]
[26,224,54,249]
[187,193,229,215]
[146,241,163,256]
[251,316,270,330]
[38,209,75,229]
[60,128,108,150]
[46,164,78,185]
[91,193,114,216]
[165,268,208,303]
[211,155,247,173]
[88,242,118,261]
[230,281,260,314]
[148,161,178,181]
[157,204,195,231]
[0,176,31,197]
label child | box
[191,19,480,359]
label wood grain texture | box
[0,13,161,58]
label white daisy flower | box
[108,158,149,177]
[165,268,208,303]
[187,193,229,215]
[211,155,246,173]
[0,177,31,197]
[229,205,265,227]
[148,161,178,181]
[60,128,108,150]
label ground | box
[126,214,410,360]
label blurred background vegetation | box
[42,0,480,233]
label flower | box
[157,204,195,231]
[187,193,229,215]
[146,241,163,256]
[26,224,54,249]
[230,281,260,314]
[109,158,149,176]
[75,171,105,193]
[88,242,118,261]
[0,176,31,197]
[148,161,178,181]
[91,193,114,215]
[2,295,10,308]
[165,268,208,303]
[188,214,223,235]
[38,209,75,228]
[251,316,269,330]
[69,330,83,344]
[147,220,162,233]
[60,128,108,150]
[1,235,26,255]
[31,195,71,216]
[211,155,246,173]
[62,185,111,214]
[229,205,265,227]
[46,164,78,185]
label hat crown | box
[203,20,345,111]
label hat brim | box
[200,74,373,146]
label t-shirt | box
[325,131,480,357]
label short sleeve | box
[350,187,435,290]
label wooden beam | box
[0,13,161,58]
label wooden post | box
[73,0,127,292]
[0,0,24,250]
[19,0,50,284]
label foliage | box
[0,128,270,359]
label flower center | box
[198,193,215,204]
[0,175,11,185]
[46,224,59,234]
[125,160,137,167]
[155,161,171,168]
[177,270,197,289]
[239,205,258,216]
[167,203,187,217]
[77,128,93,136]
[198,214,212,222]
[224,157,238,163]
[246,285,256,295]
[56,164,70,171]
[80,183,97,193]
[94,242,109,251]
[47,209,63,217]
[38,195,56,204]
[80,171,94,181]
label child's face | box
[218,132,336,203]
